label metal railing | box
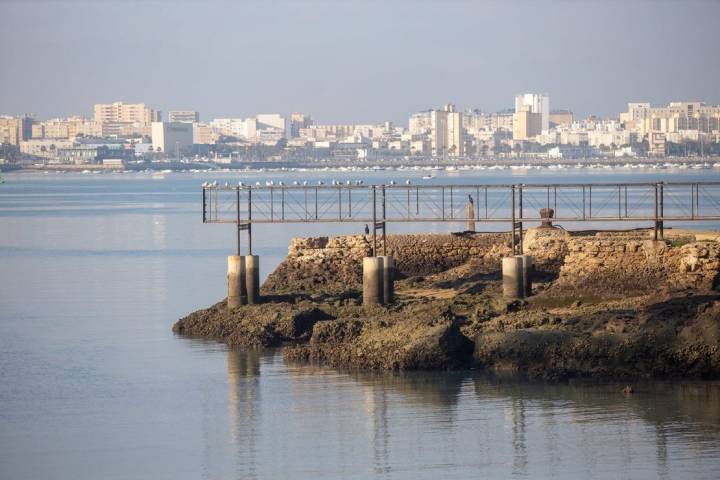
[202,182,720,255]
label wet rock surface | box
[175,230,720,377]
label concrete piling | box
[227,255,247,309]
[244,255,260,304]
[519,254,533,297]
[502,256,524,299]
[363,257,383,305]
[379,255,395,304]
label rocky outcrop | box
[177,229,720,376]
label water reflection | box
[227,349,262,480]
[227,354,720,478]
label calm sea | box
[1,167,719,479]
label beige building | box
[513,106,542,140]
[430,104,463,157]
[94,102,161,125]
[549,110,573,127]
[621,101,720,135]
[0,115,33,146]
[192,123,217,145]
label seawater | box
[1,168,719,479]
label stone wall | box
[262,230,720,296]
[556,232,720,293]
[263,233,512,294]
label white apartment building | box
[430,104,463,157]
[210,118,257,140]
[256,114,285,132]
[151,122,193,154]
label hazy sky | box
[1,0,719,124]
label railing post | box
[382,185,387,255]
[202,188,207,223]
[511,184,517,255]
[236,187,241,256]
[247,187,253,255]
[518,184,524,253]
[372,186,377,257]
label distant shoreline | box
[4,155,720,174]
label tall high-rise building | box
[168,110,200,123]
[430,104,463,157]
[515,93,549,132]
[94,102,161,125]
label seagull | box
[346,180,351,185]
[302,180,308,186]
[238,181,244,186]
[293,181,299,186]
[224,181,229,188]
[405,179,411,185]
[389,180,396,185]
[279,181,285,186]
[318,180,324,185]
[255,181,261,186]
[212,181,218,187]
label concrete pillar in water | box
[363,256,383,306]
[227,255,247,309]
[519,254,533,297]
[378,255,394,304]
[502,256,524,299]
[244,255,260,304]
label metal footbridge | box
[202,182,720,255]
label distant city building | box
[0,115,33,146]
[513,105,542,140]
[290,113,312,138]
[256,114,285,132]
[168,110,200,123]
[192,123,217,145]
[620,101,720,135]
[210,118,257,139]
[94,102,160,125]
[151,122,193,155]
[94,102,160,137]
[430,104,463,157]
[549,110,573,127]
[515,93,550,132]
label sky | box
[1,0,719,124]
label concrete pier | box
[519,254,533,297]
[502,256,524,299]
[379,255,395,304]
[227,255,247,309]
[363,257,383,305]
[244,255,260,304]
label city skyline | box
[1,0,719,123]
